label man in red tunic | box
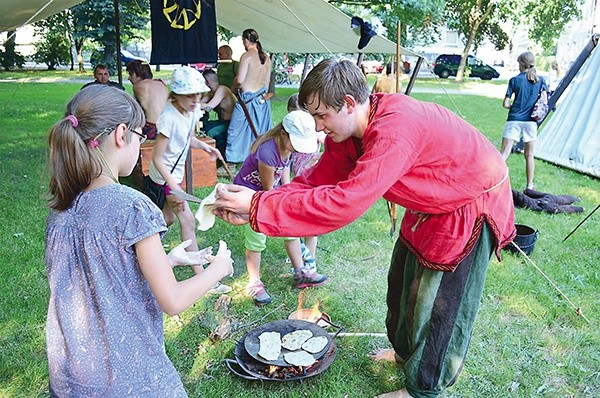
[214,58,515,398]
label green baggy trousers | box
[386,223,494,398]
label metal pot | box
[243,319,341,367]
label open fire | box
[288,291,331,326]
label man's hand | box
[212,184,255,226]
[167,240,212,267]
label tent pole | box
[301,53,311,83]
[114,0,123,86]
[395,21,401,93]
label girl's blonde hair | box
[517,52,539,83]
[47,85,145,211]
[249,123,285,154]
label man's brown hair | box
[298,58,370,112]
[126,60,153,80]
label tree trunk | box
[76,39,84,73]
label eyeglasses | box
[130,128,146,144]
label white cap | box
[282,110,319,153]
[170,65,210,94]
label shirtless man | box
[200,69,237,162]
[225,28,272,164]
[126,60,169,139]
[123,60,169,190]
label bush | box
[32,34,71,70]
[0,41,25,71]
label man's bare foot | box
[374,387,413,398]
[369,348,400,363]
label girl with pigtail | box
[500,51,548,191]
[45,85,233,397]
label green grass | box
[0,79,598,397]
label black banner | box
[150,0,217,64]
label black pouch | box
[142,175,166,209]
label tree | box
[70,0,149,73]
[330,0,445,47]
[445,0,582,82]
[445,0,510,82]
[32,13,72,70]
[524,1,581,51]
[0,31,25,71]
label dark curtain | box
[150,0,217,64]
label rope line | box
[277,0,333,55]
[510,241,590,324]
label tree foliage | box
[330,0,446,47]
[523,1,581,51]
[70,0,149,73]
[0,31,25,71]
[32,13,72,70]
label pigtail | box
[47,85,146,211]
[249,123,283,154]
[517,52,539,84]
[243,28,267,64]
[48,117,99,211]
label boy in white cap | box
[148,65,232,294]
[233,110,329,305]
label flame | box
[268,365,278,375]
[296,289,305,315]
[307,301,322,322]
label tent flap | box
[536,39,600,178]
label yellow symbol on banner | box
[163,0,202,30]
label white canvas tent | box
[1,0,418,57]
[536,38,600,178]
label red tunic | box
[251,94,515,271]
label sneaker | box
[294,265,329,289]
[246,280,272,305]
[207,282,232,295]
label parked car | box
[120,49,148,65]
[433,54,499,80]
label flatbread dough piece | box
[195,184,221,231]
[281,329,313,351]
[284,350,316,367]
[301,336,328,354]
[257,331,281,361]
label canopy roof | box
[1,0,418,56]
[0,0,82,32]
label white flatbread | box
[195,184,221,231]
[284,350,316,367]
[281,329,313,351]
[257,331,281,361]
[301,336,328,354]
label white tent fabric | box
[215,0,418,56]
[536,42,600,178]
[0,0,83,32]
[1,0,417,57]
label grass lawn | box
[0,77,598,398]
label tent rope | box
[277,0,333,55]
[510,241,590,324]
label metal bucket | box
[506,224,538,255]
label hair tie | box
[88,139,100,149]
[66,115,78,128]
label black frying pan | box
[243,319,340,367]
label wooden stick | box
[233,303,286,332]
[217,156,235,180]
[330,332,387,337]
